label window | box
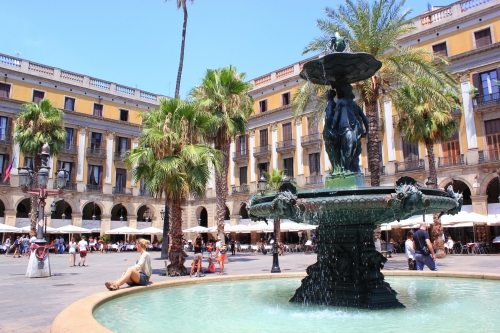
[237,135,247,154]
[64,97,75,111]
[309,153,320,176]
[283,158,294,177]
[65,127,74,149]
[119,109,129,122]
[32,90,44,103]
[0,154,8,182]
[259,100,267,113]
[239,166,248,185]
[432,42,448,56]
[116,137,129,154]
[475,28,492,48]
[485,119,500,153]
[441,132,460,165]
[87,165,101,185]
[0,83,10,98]
[115,168,127,191]
[93,104,103,117]
[90,132,102,149]
[282,92,290,106]
[480,70,499,97]
[59,161,72,182]
[258,162,269,176]
[259,129,268,146]
[282,122,292,141]
[307,117,319,134]
[0,116,10,141]
[402,139,419,161]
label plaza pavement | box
[0,250,499,333]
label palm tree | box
[165,0,194,98]
[124,98,220,276]
[263,169,286,244]
[394,83,459,257]
[14,99,67,232]
[293,0,457,186]
[190,66,253,240]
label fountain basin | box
[51,272,500,333]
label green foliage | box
[262,169,298,194]
[14,99,67,159]
[469,85,479,96]
[123,98,221,206]
[100,235,109,243]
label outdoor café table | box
[239,244,249,252]
[264,245,272,251]
[109,244,118,251]
[0,245,6,253]
[126,244,136,251]
[147,244,153,250]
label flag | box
[3,156,15,183]
[427,3,433,11]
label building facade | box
[182,0,500,241]
[0,53,165,234]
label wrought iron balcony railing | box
[478,149,500,163]
[473,92,500,111]
[86,184,103,193]
[232,184,250,194]
[0,128,13,146]
[395,159,425,173]
[301,133,322,147]
[232,150,250,160]
[276,139,296,152]
[114,151,127,161]
[139,189,153,197]
[438,154,465,168]
[253,145,272,157]
[306,175,323,185]
[113,187,132,195]
[86,147,106,158]
[53,182,77,191]
[61,143,78,155]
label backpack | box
[219,243,227,254]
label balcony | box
[113,187,132,195]
[232,150,250,162]
[86,147,106,159]
[438,154,465,168]
[276,139,296,153]
[139,189,153,197]
[472,93,500,113]
[114,151,126,161]
[395,159,425,173]
[0,128,13,147]
[479,149,500,164]
[301,133,322,149]
[253,145,272,158]
[53,182,77,191]
[60,143,78,155]
[364,165,386,177]
[232,184,250,194]
[86,184,103,193]
[306,175,323,185]
[450,108,462,118]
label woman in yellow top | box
[105,238,152,291]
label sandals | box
[105,282,119,291]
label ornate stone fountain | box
[248,44,463,309]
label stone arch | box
[137,204,156,222]
[55,197,79,215]
[51,199,73,219]
[0,199,5,218]
[111,203,129,221]
[81,201,103,220]
[0,194,12,210]
[480,173,499,196]
[441,178,472,205]
[224,205,230,220]
[16,198,31,218]
[239,202,249,219]
[486,177,500,204]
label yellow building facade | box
[182,0,500,242]
[0,54,165,235]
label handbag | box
[416,233,431,256]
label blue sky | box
[3,0,450,99]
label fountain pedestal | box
[290,223,403,309]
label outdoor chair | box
[460,244,469,254]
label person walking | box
[4,236,11,256]
[105,238,152,291]
[20,234,29,256]
[230,239,236,256]
[12,236,21,258]
[216,237,226,275]
[405,231,416,270]
[68,237,77,267]
[413,222,437,271]
[190,235,204,278]
[78,236,88,266]
[53,236,60,255]
[58,236,65,254]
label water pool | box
[94,277,500,333]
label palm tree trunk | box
[166,203,187,276]
[174,2,188,98]
[215,144,230,240]
[275,218,281,243]
[425,138,445,258]
[30,154,43,234]
[160,201,169,260]
[365,102,380,187]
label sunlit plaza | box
[1,0,500,332]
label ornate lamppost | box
[160,208,169,259]
[19,143,68,278]
[258,174,281,273]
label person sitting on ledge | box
[105,238,152,291]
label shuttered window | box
[282,122,292,141]
[259,129,268,146]
[93,104,103,117]
[475,28,492,48]
[485,119,500,154]
[0,83,10,98]
[32,90,44,103]
[239,166,248,185]
[64,97,75,111]
[402,139,419,161]
[283,158,294,177]
[309,153,320,176]
[432,42,448,56]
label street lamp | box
[426,176,435,187]
[18,142,68,278]
[258,174,267,196]
[160,209,165,220]
[144,209,151,222]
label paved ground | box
[0,250,499,333]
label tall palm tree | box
[124,98,220,276]
[165,0,194,98]
[262,169,286,244]
[293,0,456,186]
[394,83,459,257]
[190,66,253,240]
[14,99,67,232]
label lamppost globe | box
[160,209,165,220]
[50,201,57,214]
[37,167,50,187]
[18,167,31,188]
[258,174,267,196]
[56,169,68,188]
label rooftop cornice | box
[448,41,500,62]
